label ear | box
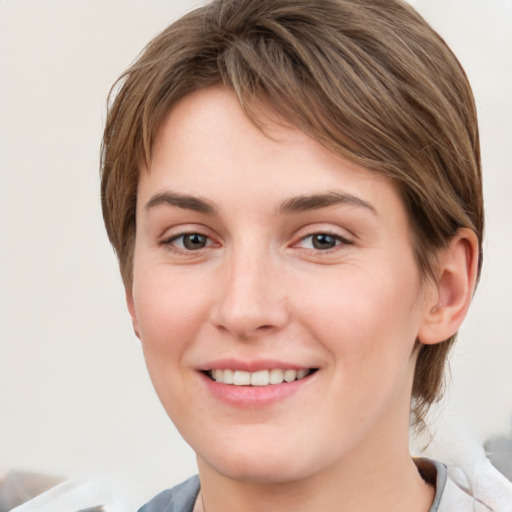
[418,228,479,345]
[125,286,141,339]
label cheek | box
[297,264,422,372]
[131,269,211,422]
[134,265,207,329]
[132,267,212,376]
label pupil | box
[312,234,336,250]
[184,234,206,250]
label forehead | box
[139,87,406,225]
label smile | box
[207,368,317,386]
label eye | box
[164,233,212,251]
[297,233,351,251]
[310,233,338,250]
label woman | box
[101,0,485,510]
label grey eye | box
[311,234,338,250]
[182,233,208,250]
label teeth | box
[251,370,270,386]
[223,369,234,384]
[209,368,313,386]
[297,369,308,379]
[283,369,297,382]
[269,368,284,384]
[233,370,251,385]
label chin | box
[195,436,334,485]
[207,454,312,484]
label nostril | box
[210,290,289,339]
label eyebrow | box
[144,190,376,216]
[279,191,377,215]
[145,192,218,215]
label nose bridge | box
[211,238,287,337]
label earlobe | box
[418,228,479,346]
[125,287,141,339]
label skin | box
[127,87,478,512]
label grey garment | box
[485,434,512,481]
[137,460,448,512]
[417,458,448,512]
[137,476,200,512]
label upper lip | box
[198,358,315,372]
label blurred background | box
[0,0,511,493]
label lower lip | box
[200,372,316,408]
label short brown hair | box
[101,0,483,425]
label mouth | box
[204,368,318,386]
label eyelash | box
[160,232,215,253]
[160,230,353,255]
[294,232,353,252]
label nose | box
[209,245,289,340]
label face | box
[128,87,435,484]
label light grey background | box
[0,0,511,488]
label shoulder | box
[0,470,63,511]
[416,458,496,512]
[137,475,200,512]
